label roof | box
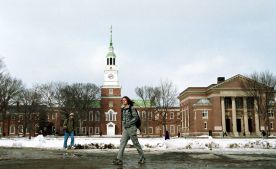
[178,74,255,100]
[133,100,152,108]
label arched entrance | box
[106,122,115,136]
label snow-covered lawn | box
[1,135,276,152]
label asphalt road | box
[0,148,276,169]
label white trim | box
[101,96,121,99]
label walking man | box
[113,96,145,165]
[63,112,75,149]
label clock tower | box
[101,26,122,136]
[103,26,119,87]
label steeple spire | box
[106,25,116,65]
[110,25,113,47]
[104,25,120,87]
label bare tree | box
[36,82,71,135]
[243,71,276,137]
[135,86,159,135]
[17,87,42,139]
[71,83,100,135]
[0,58,4,75]
[0,73,23,136]
[157,79,178,137]
[136,80,177,137]
[50,82,100,135]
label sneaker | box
[138,158,145,164]
[113,159,123,165]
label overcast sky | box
[0,0,275,99]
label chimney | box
[217,77,225,84]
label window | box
[89,127,93,135]
[148,127,153,134]
[224,97,232,109]
[155,126,160,134]
[204,122,207,129]
[142,111,146,120]
[48,113,50,120]
[142,127,147,134]
[95,111,100,121]
[235,97,243,109]
[89,111,94,121]
[76,128,80,134]
[270,122,274,129]
[82,127,86,135]
[94,127,99,134]
[106,110,117,121]
[148,112,152,121]
[52,113,55,120]
[170,112,174,119]
[19,115,23,121]
[35,124,39,133]
[155,113,159,120]
[268,110,274,119]
[109,101,113,108]
[9,125,15,134]
[177,112,181,119]
[109,89,113,95]
[170,125,175,134]
[0,127,2,134]
[202,110,208,119]
[18,125,23,133]
[247,97,254,109]
[83,113,87,121]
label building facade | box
[0,28,182,137]
[178,75,276,137]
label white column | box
[243,97,250,136]
[184,109,187,128]
[232,97,239,137]
[254,99,261,136]
[221,97,226,133]
[187,107,189,131]
[181,108,184,133]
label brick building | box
[0,29,182,137]
[178,75,276,137]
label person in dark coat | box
[165,130,170,140]
[113,96,145,165]
[63,113,76,149]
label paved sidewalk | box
[0,148,276,169]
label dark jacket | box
[122,105,139,128]
[63,118,75,132]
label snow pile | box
[1,136,276,151]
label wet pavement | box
[0,147,276,169]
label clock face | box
[108,73,114,79]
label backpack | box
[128,106,141,129]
